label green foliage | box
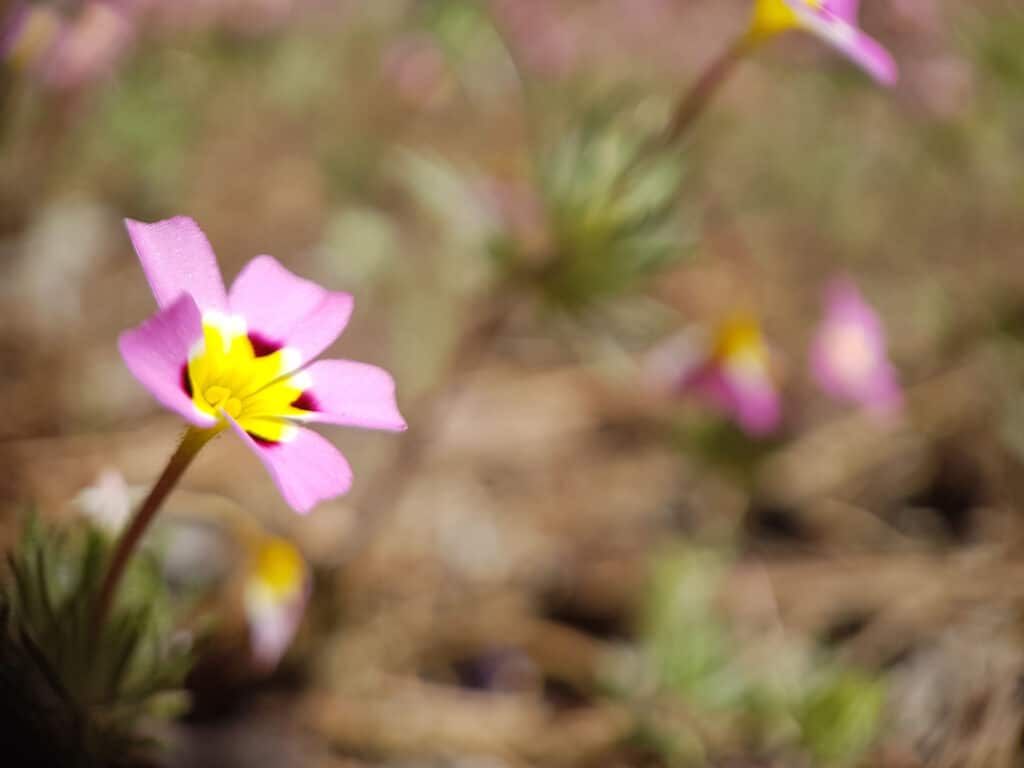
[641,548,737,709]
[675,418,783,483]
[626,548,885,766]
[421,0,499,61]
[67,47,202,212]
[796,668,885,766]
[0,602,95,767]
[541,111,687,309]
[2,515,193,767]
[971,5,1024,93]
[496,104,689,312]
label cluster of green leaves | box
[619,548,884,766]
[1,516,193,767]
[492,104,689,313]
[537,110,687,311]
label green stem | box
[93,425,220,634]
[664,34,757,145]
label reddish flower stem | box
[93,425,220,634]
[664,35,756,145]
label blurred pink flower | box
[905,53,974,120]
[381,34,454,110]
[244,536,309,670]
[1,3,64,76]
[119,216,407,513]
[810,278,901,414]
[749,0,897,85]
[145,0,317,35]
[2,1,135,89]
[651,316,782,436]
[45,1,135,89]
[489,0,581,78]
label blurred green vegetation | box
[3,2,1024,766]
[2,516,192,766]
[616,548,885,766]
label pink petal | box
[683,365,781,437]
[790,2,898,86]
[825,280,886,348]
[299,360,407,432]
[118,293,215,427]
[43,2,133,89]
[823,0,859,23]
[229,256,354,366]
[829,27,898,86]
[125,217,228,312]
[0,5,29,58]
[811,338,902,412]
[730,376,783,435]
[248,591,307,670]
[810,278,902,414]
[228,418,353,514]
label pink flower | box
[810,278,902,414]
[2,1,135,89]
[651,316,782,436]
[489,0,581,79]
[380,34,454,111]
[748,0,897,86]
[44,1,135,90]
[119,217,407,513]
[244,536,309,670]
[1,3,63,75]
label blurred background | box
[3,0,1024,765]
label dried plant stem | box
[664,35,755,145]
[93,425,220,633]
[340,295,518,563]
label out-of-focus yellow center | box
[712,315,769,376]
[253,538,305,601]
[749,0,822,40]
[187,317,312,443]
[7,8,62,70]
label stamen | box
[204,385,231,406]
[188,320,305,433]
[203,385,243,418]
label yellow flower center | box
[253,538,305,601]
[712,315,772,384]
[749,0,822,40]
[714,315,766,361]
[186,315,314,443]
[7,9,61,70]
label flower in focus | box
[810,278,901,414]
[747,0,897,85]
[650,315,782,436]
[243,536,309,670]
[119,216,407,513]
